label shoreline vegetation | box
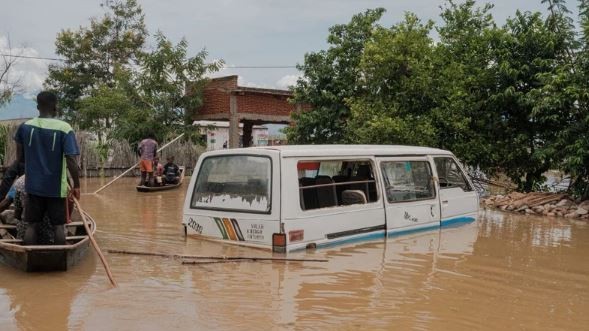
[482,192,589,220]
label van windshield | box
[191,155,272,213]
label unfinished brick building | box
[192,75,305,148]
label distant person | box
[222,141,227,149]
[153,156,164,186]
[15,91,80,245]
[138,132,158,186]
[163,156,180,185]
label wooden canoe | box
[0,209,96,272]
[136,166,185,192]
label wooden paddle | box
[69,188,118,287]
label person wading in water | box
[15,91,81,245]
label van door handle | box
[442,200,449,204]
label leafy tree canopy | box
[45,0,222,146]
[289,0,589,195]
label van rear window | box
[191,155,271,213]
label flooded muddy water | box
[1,178,588,330]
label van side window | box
[434,157,472,191]
[297,160,378,211]
[380,161,435,203]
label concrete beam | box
[228,95,240,148]
[193,112,291,125]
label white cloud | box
[0,35,49,97]
[276,74,301,90]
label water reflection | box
[0,253,96,331]
[0,178,587,330]
[480,210,575,248]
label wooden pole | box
[93,133,185,194]
[181,257,328,263]
[181,260,252,265]
[107,249,328,263]
[72,198,118,287]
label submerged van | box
[182,145,479,252]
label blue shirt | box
[7,185,16,200]
[14,118,79,198]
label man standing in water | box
[15,91,80,245]
[138,132,158,186]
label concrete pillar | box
[228,95,240,148]
[242,121,253,148]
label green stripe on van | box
[213,217,229,239]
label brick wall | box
[193,75,308,119]
[194,76,236,116]
[235,93,295,116]
[198,88,230,115]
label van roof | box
[249,145,453,157]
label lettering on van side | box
[187,218,203,234]
[404,211,418,223]
[246,223,265,241]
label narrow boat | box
[182,145,479,252]
[136,166,185,192]
[0,209,96,272]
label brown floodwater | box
[1,177,588,331]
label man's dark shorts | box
[24,194,66,225]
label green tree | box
[347,13,437,146]
[488,10,572,191]
[45,0,222,147]
[433,1,573,191]
[78,82,138,141]
[285,8,385,143]
[432,0,499,171]
[121,32,222,144]
[545,0,589,198]
[44,0,147,123]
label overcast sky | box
[0,0,571,95]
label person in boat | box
[163,156,180,185]
[0,175,27,239]
[153,156,164,186]
[0,160,24,198]
[0,175,22,230]
[0,175,55,242]
[138,132,158,186]
[15,91,81,245]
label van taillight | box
[272,233,286,253]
